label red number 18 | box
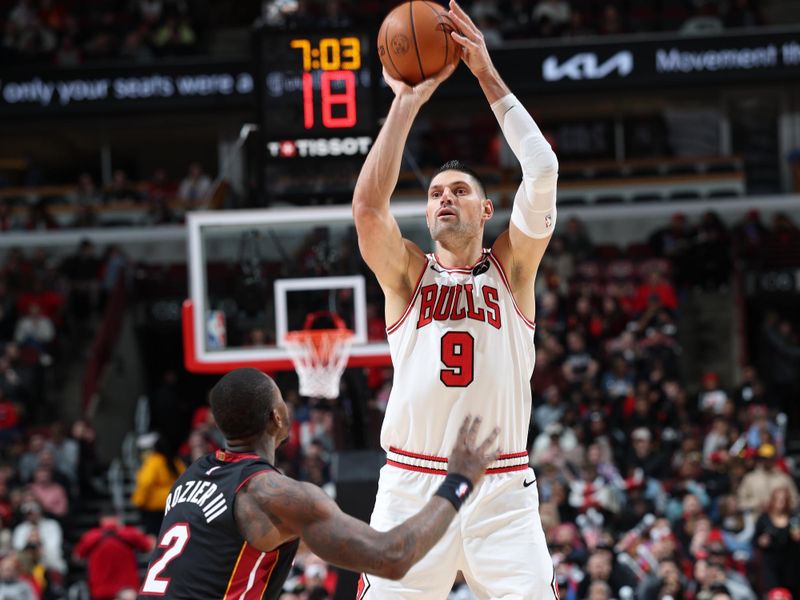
[300,70,357,130]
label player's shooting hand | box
[448,0,493,78]
[383,62,457,106]
[448,416,500,486]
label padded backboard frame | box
[184,206,426,373]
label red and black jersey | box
[139,450,299,600]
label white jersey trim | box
[385,260,428,335]
[486,252,536,330]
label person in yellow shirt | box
[131,436,185,535]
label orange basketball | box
[378,1,461,86]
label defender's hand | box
[383,61,457,106]
[448,0,493,78]
[448,416,500,486]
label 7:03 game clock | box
[256,29,377,139]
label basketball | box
[378,1,461,86]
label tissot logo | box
[542,50,634,81]
[267,136,373,158]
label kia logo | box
[543,50,634,81]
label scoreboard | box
[256,29,377,143]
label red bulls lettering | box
[433,285,455,320]
[449,285,466,320]
[464,284,485,321]
[483,286,501,329]
[416,284,501,329]
[416,284,437,328]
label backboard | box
[183,204,442,373]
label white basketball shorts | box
[356,462,558,600]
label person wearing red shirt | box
[632,270,678,313]
[74,514,153,600]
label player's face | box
[426,170,491,242]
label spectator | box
[532,0,571,36]
[698,371,729,416]
[632,270,678,313]
[25,201,58,231]
[733,365,768,409]
[50,422,79,485]
[73,173,103,206]
[13,303,54,351]
[0,553,36,600]
[17,433,51,482]
[74,513,153,600]
[131,435,185,535]
[104,170,139,203]
[754,487,800,594]
[534,385,565,432]
[27,465,68,518]
[177,162,212,208]
[577,551,615,598]
[736,444,799,513]
[624,427,668,479]
[11,501,65,574]
[562,331,599,386]
[145,168,175,203]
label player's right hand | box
[447,416,500,485]
[448,0,493,78]
[382,61,457,106]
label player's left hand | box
[448,0,493,77]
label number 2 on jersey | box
[440,331,475,387]
[141,523,190,595]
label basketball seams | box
[408,0,427,82]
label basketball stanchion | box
[284,311,354,399]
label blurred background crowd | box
[0,0,799,599]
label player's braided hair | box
[432,160,486,199]
[209,368,279,440]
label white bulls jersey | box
[382,248,536,468]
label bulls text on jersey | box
[416,283,501,330]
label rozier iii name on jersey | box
[164,479,228,523]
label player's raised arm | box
[449,0,558,278]
[351,64,454,293]
[236,417,498,580]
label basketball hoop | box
[284,312,353,399]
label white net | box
[284,329,353,399]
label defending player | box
[351,1,559,598]
[137,368,498,600]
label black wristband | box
[434,473,474,511]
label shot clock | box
[257,30,376,139]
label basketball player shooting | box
[352,1,559,598]
[138,368,499,600]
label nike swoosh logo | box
[523,478,536,488]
